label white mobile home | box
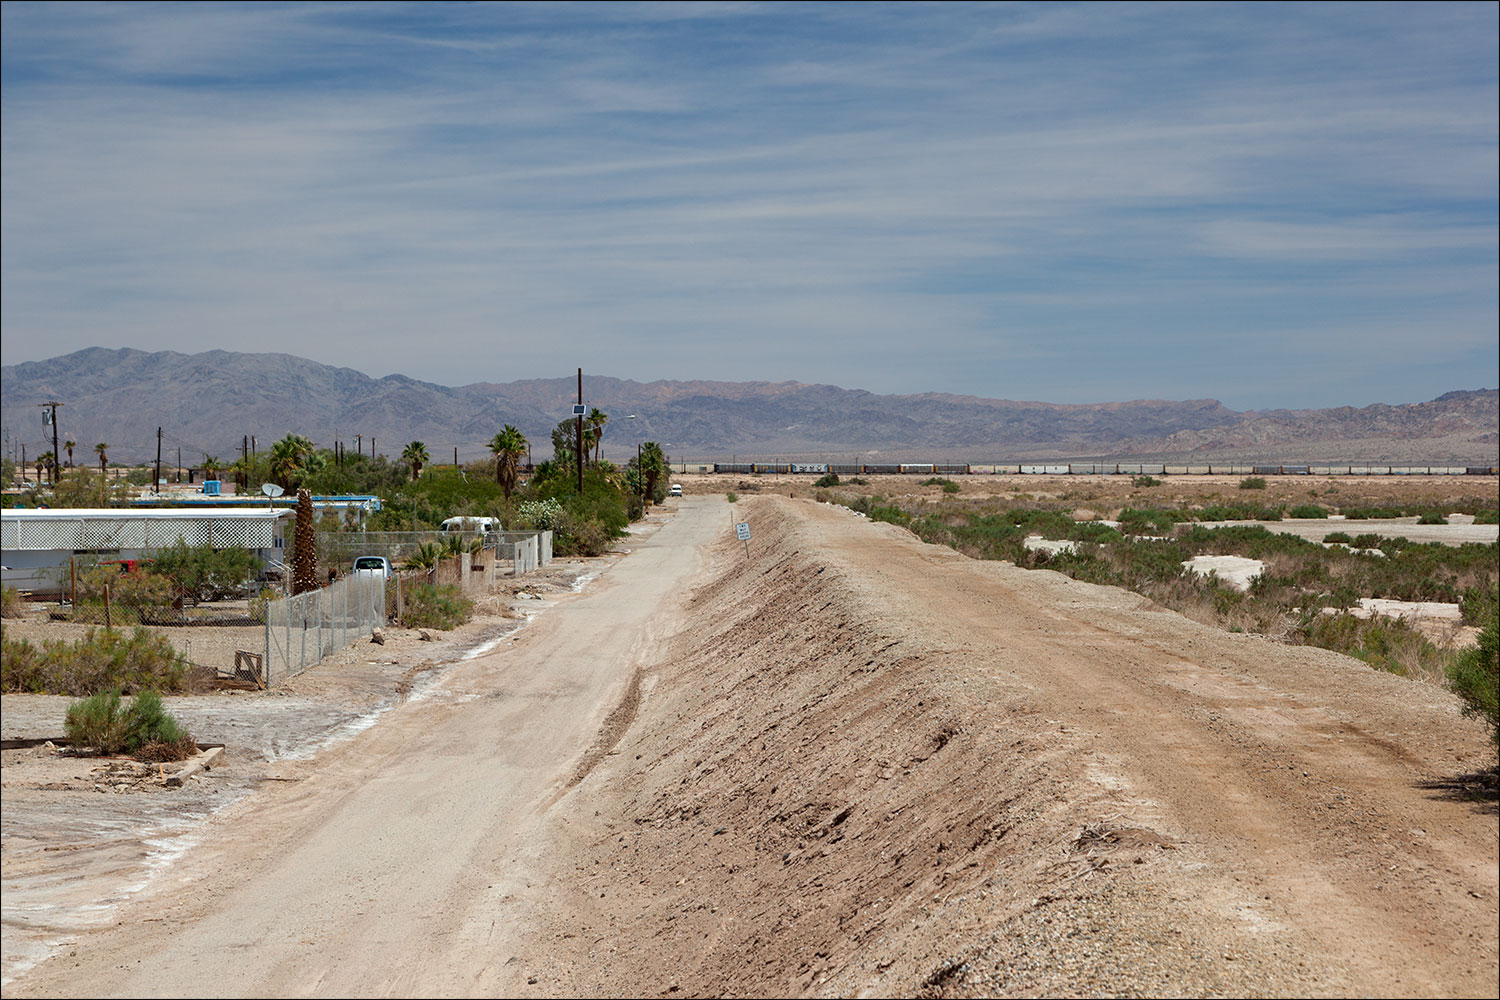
[1,507,293,596]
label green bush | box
[1118,508,1178,536]
[398,583,473,630]
[726,492,738,503]
[1461,582,1499,627]
[2,627,193,695]
[1475,509,1499,525]
[813,473,840,488]
[1287,505,1329,519]
[150,541,259,602]
[64,688,194,757]
[1417,512,1446,525]
[1132,475,1161,487]
[1447,615,1498,748]
[1324,531,1353,544]
[1,585,22,618]
[1239,476,1267,490]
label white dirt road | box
[8,494,1497,998]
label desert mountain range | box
[2,347,1495,466]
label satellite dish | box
[261,483,285,498]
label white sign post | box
[735,521,751,557]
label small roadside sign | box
[572,404,587,416]
[735,522,751,541]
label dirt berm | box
[514,495,1497,998]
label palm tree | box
[269,433,314,489]
[639,441,667,507]
[587,408,608,466]
[64,438,76,468]
[489,426,528,500]
[401,441,429,481]
[201,454,223,479]
[95,443,108,480]
[36,453,52,485]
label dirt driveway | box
[6,494,1497,997]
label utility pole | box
[176,446,181,485]
[155,427,163,493]
[575,368,584,493]
[355,434,362,458]
[40,401,61,484]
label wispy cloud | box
[2,1,1495,409]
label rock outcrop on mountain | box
[2,348,1495,465]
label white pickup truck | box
[351,556,393,580]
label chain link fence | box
[263,573,386,685]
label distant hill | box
[2,348,1495,466]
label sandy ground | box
[3,494,1497,997]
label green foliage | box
[1475,509,1499,525]
[2,627,192,695]
[1323,531,1353,544]
[1447,613,1498,747]
[1194,502,1284,522]
[921,477,960,493]
[72,565,177,624]
[64,688,193,757]
[726,492,739,503]
[1132,475,1162,487]
[1286,504,1329,519]
[398,583,473,630]
[1117,508,1178,536]
[1238,476,1267,490]
[1461,582,1499,628]
[515,497,565,531]
[813,473,841,488]
[150,541,258,603]
[1300,612,1448,678]
[1,585,22,618]
[1416,512,1446,525]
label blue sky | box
[2,1,1495,409]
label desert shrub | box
[64,688,194,757]
[1132,475,1161,487]
[1338,506,1407,520]
[554,511,615,557]
[847,477,869,485]
[1,585,22,618]
[150,541,258,602]
[1417,512,1446,525]
[1118,508,1178,536]
[920,477,960,493]
[1194,503,1283,522]
[1461,582,1499,627]
[813,473,840,488]
[846,495,913,527]
[398,582,473,630]
[1324,532,1353,544]
[72,565,178,624]
[1299,612,1447,680]
[1475,509,1499,525]
[1447,613,1498,748]
[726,492,738,503]
[1287,505,1328,519]
[1238,476,1267,490]
[2,627,193,695]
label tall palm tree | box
[587,408,608,466]
[489,425,528,500]
[401,441,429,481]
[64,438,76,468]
[37,453,53,485]
[95,443,108,479]
[639,441,667,507]
[201,454,223,479]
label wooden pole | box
[575,368,584,493]
[103,584,112,629]
[70,558,76,608]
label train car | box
[1467,467,1500,476]
[1020,464,1070,475]
[714,463,754,475]
[932,464,969,475]
[862,464,902,475]
[899,464,935,475]
[791,463,829,475]
[828,464,863,475]
[679,463,715,474]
